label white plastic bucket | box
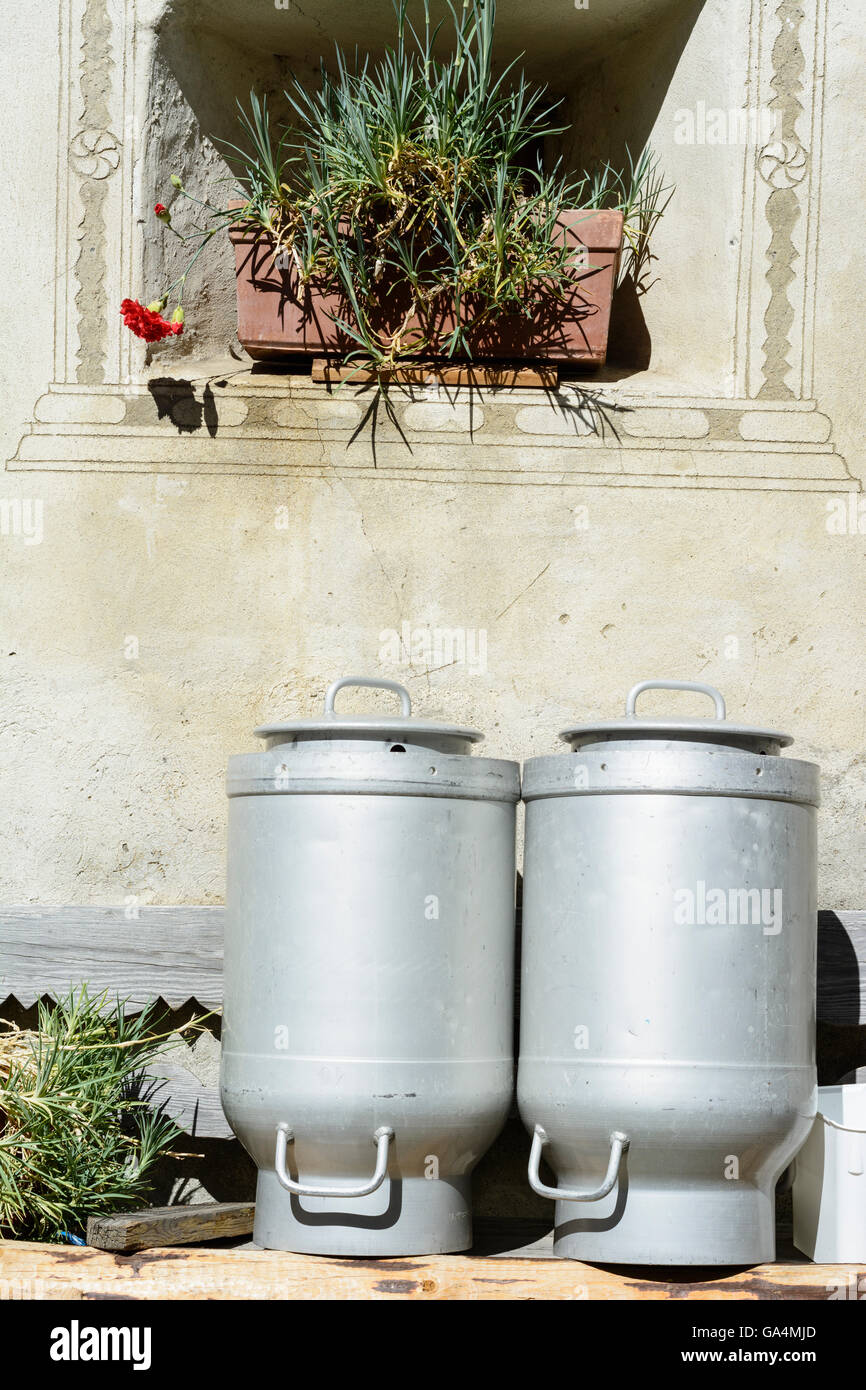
[793,1084,866,1262]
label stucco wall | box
[1,0,864,916]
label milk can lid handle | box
[324,677,412,719]
[626,680,726,721]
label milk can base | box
[552,1183,776,1266]
[253,1170,473,1256]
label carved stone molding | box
[12,378,857,492]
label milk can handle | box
[324,677,412,718]
[527,1126,629,1203]
[274,1123,394,1199]
[626,680,726,720]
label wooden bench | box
[2,1236,861,1301]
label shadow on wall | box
[148,379,220,435]
[609,275,653,372]
[139,27,297,359]
[555,0,707,370]
[150,1133,257,1207]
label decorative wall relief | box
[738,0,827,404]
[758,0,808,399]
[11,0,855,493]
[72,0,119,385]
[53,0,136,393]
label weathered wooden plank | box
[0,1241,860,1301]
[0,906,224,1010]
[1,907,864,1134]
[2,907,862,1021]
[143,1051,233,1139]
[0,910,229,1138]
[86,1203,254,1253]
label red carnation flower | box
[120,298,184,343]
[154,203,167,216]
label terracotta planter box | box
[229,209,624,367]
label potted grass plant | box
[0,989,193,1243]
[123,0,670,377]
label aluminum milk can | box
[221,677,519,1255]
[518,679,819,1264]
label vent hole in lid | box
[390,743,407,753]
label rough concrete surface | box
[0,2,863,917]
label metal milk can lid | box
[523,680,819,806]
[559,680,792,753]
[229,677,519,803]
[255,676,483,751]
